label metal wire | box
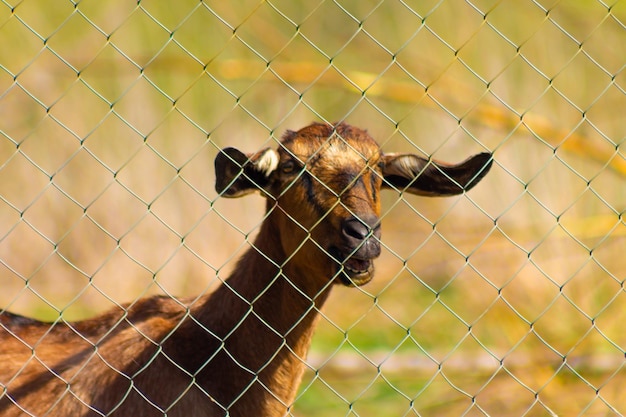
[1,0,625,416]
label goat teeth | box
[345,265,366,273]
[344,259,371,274]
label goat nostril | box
[343,219,368,240]
[342,217,379,241]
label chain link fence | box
[1,0,625,415]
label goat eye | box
[281,160,296,174]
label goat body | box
[0,122,492,416]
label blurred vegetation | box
[1,0,625,415]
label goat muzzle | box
[330,215,381,287]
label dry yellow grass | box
[1,0,625,415]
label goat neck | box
[187,205,331,415]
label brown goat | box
[0,122,492,416]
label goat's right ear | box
[381,152,492,196]
[215,147,279,198]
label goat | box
[0,122,492,416]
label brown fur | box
[0,122,492,416]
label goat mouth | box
[329,248,375,287]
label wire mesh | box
[1,0,625,416]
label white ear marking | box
[255,149,279,177]
[384,154,427,178]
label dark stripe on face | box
[370,173,378,203]
[301,171,327,217]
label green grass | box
[1,0,626,415]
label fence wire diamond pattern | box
[1,0,625,416]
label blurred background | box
[1,0,625,415]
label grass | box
[1,0,626,415]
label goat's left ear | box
[215,147,279,198]
[381,152,493,196]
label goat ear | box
[381,152,492,196]
[215,147,279,198]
